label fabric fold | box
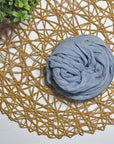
[46,35,114,100]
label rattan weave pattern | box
[0,0,114,139]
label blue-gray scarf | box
[46,35,114,100]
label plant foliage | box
[0,0,41,23]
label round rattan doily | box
[0,0,114,139]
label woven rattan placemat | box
[0,0,114,139]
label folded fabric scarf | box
[46,35,114,100]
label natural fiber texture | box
[0,0,114,139]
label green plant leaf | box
[12,11,19,17]
[9,0,13,5]
[13,17,19,22]
[24,5,30,10]
[19,1,23,8]
[0,0,41,23]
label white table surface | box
[0,111,114,144]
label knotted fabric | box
[46,35,114,100]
